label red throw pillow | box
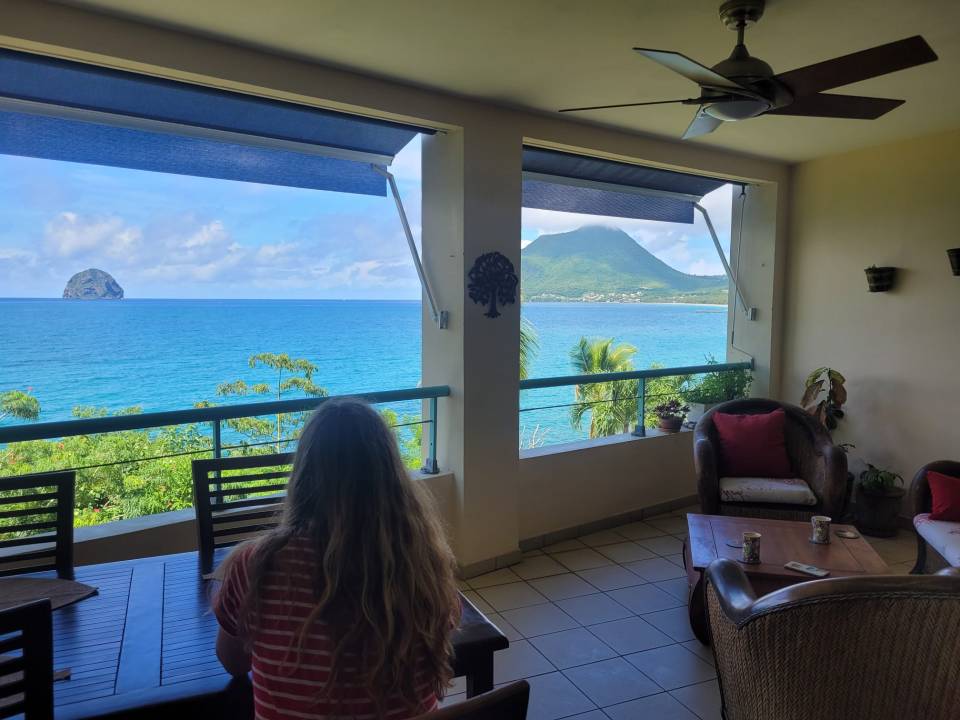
[712,408,793,478]
[928,470,960,522]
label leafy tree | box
[519,318,539,381]
[0,389,40,423]
[379,407,424,470]
[216,353,327,450]
[0,405,209,527]
[569,338,639,438]
[683,355,752,405]
[0,354,430,528]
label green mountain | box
[521,225,729,304]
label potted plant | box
[864,265,897,292]
[801,367,847,431]
[802,367,857,520]
[685,357,753,423]
[654,399,689,433]
[855,463,905,537]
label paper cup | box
[741,532,761,564]
[811,516,832,545]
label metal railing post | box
[632,377,647,437]
[211,420,222,503]
[422,396,439,474]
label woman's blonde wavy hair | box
[228,397,460,717]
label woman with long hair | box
[213,397,461,719]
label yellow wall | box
[782,128,960,489]
[519,432,697,541]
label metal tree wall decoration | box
[468,251,518,318]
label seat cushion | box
[712,409,792,478]
[928,470,960,522]
[915,513,960,567]
[719,476,818,506]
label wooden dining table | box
[39,548,507,719]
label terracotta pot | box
[855,486,904,537]
[658,416,683,433]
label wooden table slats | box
[21,547,508,719]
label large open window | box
[518,147,748,449]
[0,49,433,526]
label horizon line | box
[0,296,424,301]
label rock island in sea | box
[62,268,124,300]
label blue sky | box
[0,135,732,299]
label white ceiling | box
[58,0,960,162]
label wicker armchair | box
[693,399,847,521]
[910,460,960,573]
[706,558,960,720]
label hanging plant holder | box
[948,248,960,276]
[864,266,896,292]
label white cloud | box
[17,205,424,298]
[44,212,142,260]
[687,258,726,276]
[521,183,735,275]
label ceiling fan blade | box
[558,98,697,113]
[682,108,723,140]
[774,35,937,97]
[766,93,904,119]
[634,49,747,90]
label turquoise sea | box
[0,299,726,445]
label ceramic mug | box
[741,532,761,564]
[811,515,832,544]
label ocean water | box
[0,299,726,445]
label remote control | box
[784,561,830,578]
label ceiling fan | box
[559,0,937,139]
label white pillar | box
[727,180,787,397]
[422,121,522,568]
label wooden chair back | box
[0,471,74,579]
[414,681,529,720]
[191,453,294,574]
[0,600,54,719]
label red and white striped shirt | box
[213,539,440,720]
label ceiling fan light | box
[704,98,770,121]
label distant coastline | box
[1,296,728,306]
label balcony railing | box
[0,384,449,472]
[519,360,754,445]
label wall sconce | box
[948,248,960,277]
[864,265,896,292]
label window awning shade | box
[522,147,730,223]
[0,49,433,195]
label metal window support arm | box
[373,165,448,329]
[693,202,756,321]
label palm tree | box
[519,318,539,381]
[569,338,639,437]
[0,389,40,423]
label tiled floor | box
[448,507,919,720]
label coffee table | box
[683,513,888,644]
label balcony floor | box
[446,507,917,720]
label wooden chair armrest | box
[694,435,721,514]
[704,558,758,625]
